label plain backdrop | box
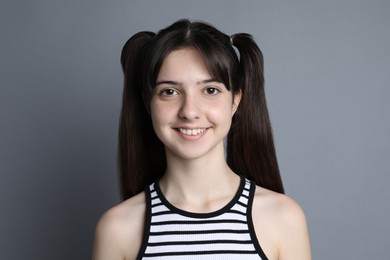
[1,1,389,259]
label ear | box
[232,90,242,115]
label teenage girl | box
[93,19,311,260]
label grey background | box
[1,0,389,259]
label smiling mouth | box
[177,128,207,136]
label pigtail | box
[227,34,284,194]
[119,31,165,200]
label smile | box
[178,128,207,136]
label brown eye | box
[204,87,220,95]
[160,89,178,96]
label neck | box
[159,148,240,212]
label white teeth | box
[179,128,206,136]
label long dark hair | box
[119,19,284,200]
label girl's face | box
[150,48,241,161]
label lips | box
[177,128,207,136]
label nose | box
[178,94,200,120]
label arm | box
[92,192,146,260]
[252,188,311,260]
[92,210,126,260]
[277,197,311,260]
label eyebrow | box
[155,78,220,86]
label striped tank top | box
[137,177,268,259]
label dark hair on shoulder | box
[119,19,284,200]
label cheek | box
[150,101,175,129]
[206,102,234,124]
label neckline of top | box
[154,175,246,219]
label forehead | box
[156,48,211,82]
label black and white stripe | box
[137,177,268,260]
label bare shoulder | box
[253,186,307,227]
[252,186,311,260]
[92,192,146,260]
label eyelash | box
[203,87,220,95]
[158,86,221,96]
[160,89,178,96]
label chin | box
[166,143,223,161]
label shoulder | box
[92,192,146,260]
[251,185,311,260]
[252,186,307,227]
